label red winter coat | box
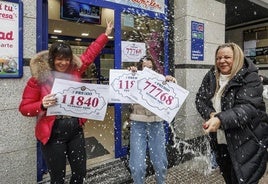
[19,33,108,145]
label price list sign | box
[129,67,189,123]
[47,78,109,121]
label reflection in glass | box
[244,26,268,64]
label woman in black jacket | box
[195,42,268,184]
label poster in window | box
[0,0,23,78]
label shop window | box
[244,26,268,64]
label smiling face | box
[216,47,234,75]
[54,57,71,72]
[48,42,73,72]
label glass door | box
[114,11,166,158]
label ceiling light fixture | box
[50,36,58,39]
[81,33,89,36]
[53,29,62,33]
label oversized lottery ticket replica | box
[109,69,141,103]
[47,78,109,121]
[129,67,189,123]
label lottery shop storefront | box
[37,0,172,181]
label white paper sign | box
[47,78,109,121]
[109,69,142,103]
[121,41,146,62]
[129,67,189,123]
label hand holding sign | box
[109,69,141,103]
[47,78,109,121]
[129,67,189,123]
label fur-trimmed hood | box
[30,50,82,83]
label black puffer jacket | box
[196,58,268,184]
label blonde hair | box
[214,42,244,91]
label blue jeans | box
[129,121,168,184]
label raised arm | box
[105,19,114,37]
[79,19,114,73]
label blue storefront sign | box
[191,21,204,61]
[103,0,165,13]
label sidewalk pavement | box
[143,163,268,184]
[40,158,268,184]
[144,166,225,184]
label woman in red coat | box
[19,20,113,184]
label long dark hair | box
[48,42,73,70]
[137,56,158,71]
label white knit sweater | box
[129,104,163,122]
[211,74,230,144]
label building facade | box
[4,0,267,183]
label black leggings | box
[41,118,86,184]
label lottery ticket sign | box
[129,67,189,123]
[121,41,146,62]
[109,69,141,103]
[47,78,109,121]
